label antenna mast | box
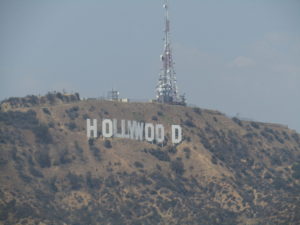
[156,0,185,105]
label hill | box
[0,93,300,225]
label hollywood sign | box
[86,118,182,144]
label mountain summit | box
[0,93,300,224]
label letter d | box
[172,125,182,144]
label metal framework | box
[107,89,119,101]
[156,0,185,105]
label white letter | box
[127,120,144,141]
[172,125,182,144]
[113,119,122,138]
[145,123,154,142]
[127,120,135,140]
[155,124,164,143]
[113,119,129,138]
[102,119,113,138]
[121,119,129,138]
[87,119,97,138]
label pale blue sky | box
[1,0,300,131]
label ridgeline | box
[0,92,300,225]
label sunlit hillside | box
[0,93,300,225]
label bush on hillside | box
[0,110,53,144]
[35,150,51,168]
[183,147,191,159]
[65,106,79,120]
[152,116,158,121]
[193,107,202,115]
[46,92,56,104]
[148,149,170,161]
[59,148,72,164]
[250,122,260,129]
[42,108,51,115]
[134,161,144,168]
[0,110,38,129]
[170,160,185,176]
[32,124,52,144]
[292,162,300,179]
[66,122,77,131]
[232,117,243,127]
[103,140,112,148]
[90,146,101,161]
[67,172,84,190]
[88,138,94,146]
[86,172,102,189]
[157,111,164,116]
[184,119,195,128]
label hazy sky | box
[1,0,300,132]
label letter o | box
[145,123,155,142]
[102,119,113,138]
[155,124,165,143]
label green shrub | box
[48,121,55,128]
[66,122,77,131]
[183,147,191,159]
[90,147,101,161]
[152,116,158,121]
[67,172,83,190]
[193,107,202,115]
[29,166,44,178]
[42,108,51,115]
[75,141,84,154]
[184,119,195,128]
[211,156,218,165]
[250,122,260,129]
[65,106,79,120]
[260,130,274,142]
[46,92,56,104]
[292,162,300,179]
[134,161,144,168]
[88,138,94,146]
[272,177,286,190]
[104,140,112,148]
[48,177,58,192]
[157,111,164,116]
[82,113,89,120]
[32,124,52,144]
[167,146,177,154]
[34,150,51,168]
[291,133,300,144]
[148,149,170,161]
[59,148,72,164]
[232,117,242,127]
[0,110,38,129]
[170,160,184,175]
[264,172,272,179]
[281,131,290,140]
[86,172,102,189]
[185,136,191,142]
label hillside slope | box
[0,95,300,225]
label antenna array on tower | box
[156,0,185,105]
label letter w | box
[127,120,144,141]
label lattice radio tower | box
[156,0,185,105]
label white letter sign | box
[102,119,113,138]
[172,125,182,144]
[87,119,97,138]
